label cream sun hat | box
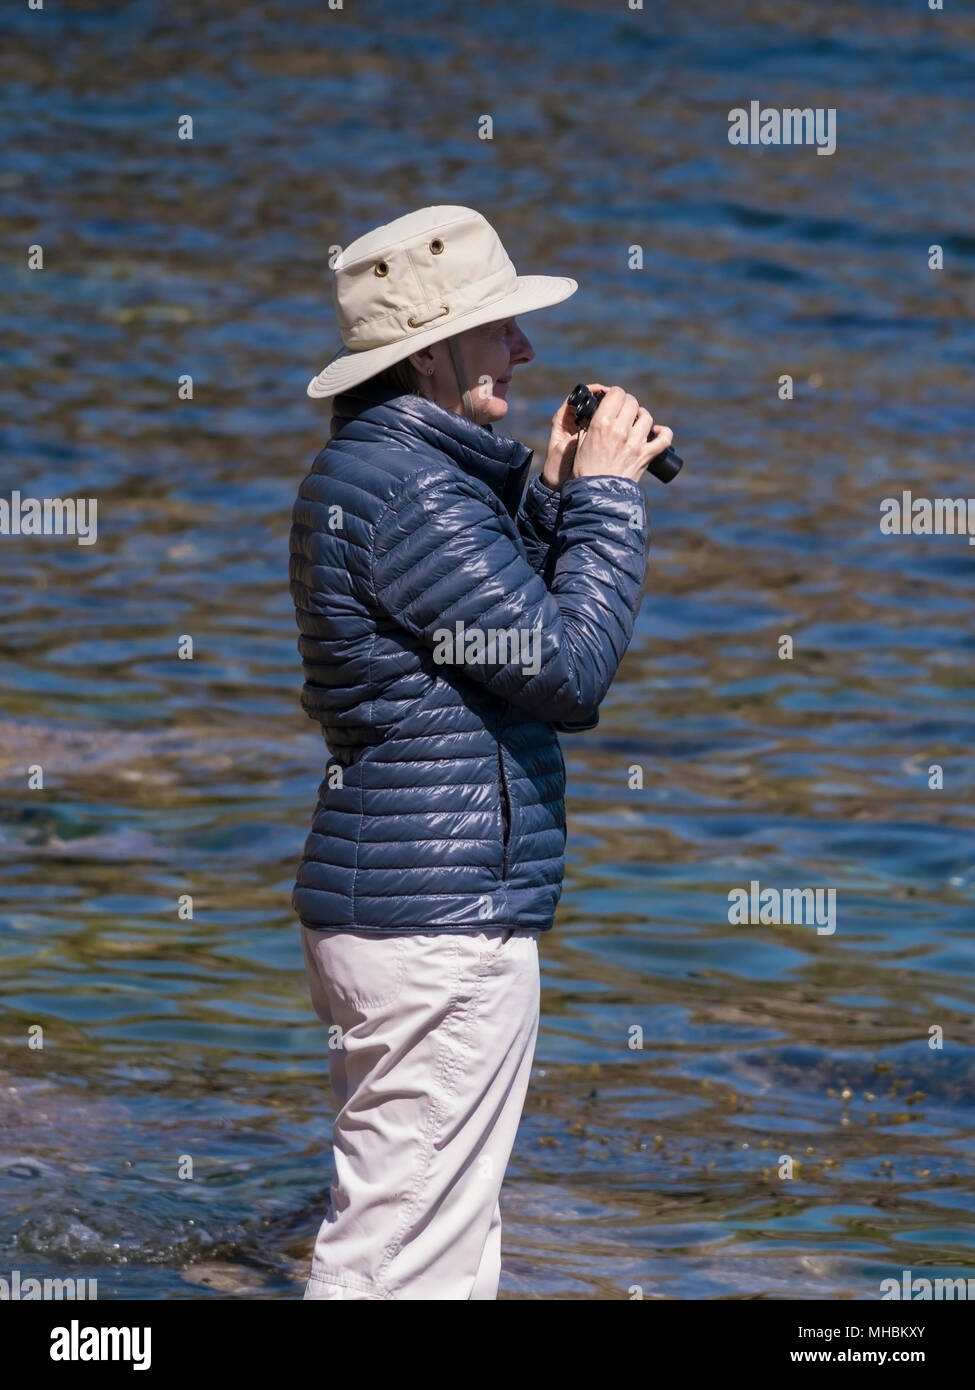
[306,204,578,401]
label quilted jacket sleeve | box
[515,473,603,731]
[371,468,649,726]
[515,472,562,576]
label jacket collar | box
[330,380,534,518]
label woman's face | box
[419,317,535,426]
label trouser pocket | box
[320,931,410,1011]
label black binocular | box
[567,383,683,484]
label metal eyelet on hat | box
[429,238,444,254]
[374,260,389,276]
[407,305,449,328]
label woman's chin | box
[481,396,509,423]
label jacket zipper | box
[497,745,511,879]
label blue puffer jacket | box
[289,379,649,933]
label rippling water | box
[2,0,973,1298]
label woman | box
[290,205,672,1300]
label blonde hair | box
[363,356,424,396]
[329,356,426,437]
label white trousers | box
[299,924,541,1300]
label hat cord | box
[445,335,478,424]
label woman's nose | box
[511,329,534,365]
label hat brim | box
[306,273,578,400]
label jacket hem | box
[297,917,554,935]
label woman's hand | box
[572,384,674,484]
[540,393,584,490]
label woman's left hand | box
[540,394,583,490]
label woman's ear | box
[408,348,435,377]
